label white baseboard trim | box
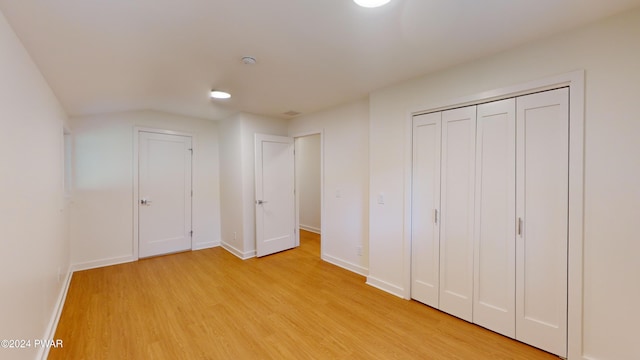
[71,242,222,271]
[192,240,221,251]
[221,241,256,260]
[39,265,73,360]
[299,224,321,234]
[322,254,368,276]
[366,276,405,299]
[71,255,137,272]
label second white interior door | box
[138,131,192,258]
[255,134,296,257]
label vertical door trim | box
[404,70,584,359]
[292,130,325,255]
[133,127,194,260]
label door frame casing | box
[292,130,325,253]
[133,127,194,260]
[404,70,584,359]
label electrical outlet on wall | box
[357,246,363,256]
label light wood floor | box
[50,230,558,359]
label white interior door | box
[439,105,476,322]
[516,88,569,357]
[138,131,192,258]
[411,112,441,308]
[255,134,296,257]
[473,98,516,337]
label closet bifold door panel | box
[473,99,516,338]
[439,106,476,322]
[411,112,442,308]
[515,88,569,358]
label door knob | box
[140,198,152,205]
[256,200,268,205]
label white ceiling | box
[1,0,639,121]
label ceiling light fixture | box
[353,0,391,8]
[210,90,231,99]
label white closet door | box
[439,106,476,322]
[516,88,569,357]
[411,112,442,308]
[473,99,516,337]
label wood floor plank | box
[50,230,558,359]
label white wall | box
[368,9,640,360]
[289,100,369,275]
[0,10,71,360]
[295,134,321,233]
[219,114,245,256]
[70,110,222,269]
[241,114,289,254]
[219,113,288,258]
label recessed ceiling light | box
[354,0,391,8]
[210,90,231,99]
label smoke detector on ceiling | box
[241,56,257,65]
[284,110,301,117]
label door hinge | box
[188,148,193,154]
[191,190,193,197]
[190,230,193,237]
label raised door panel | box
[473,99,516,337]
[411,112,442,308]
[516,88,569,357]
[439,105,476,322]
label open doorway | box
[294,133,322,257]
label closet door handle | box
[517,217,523,236]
